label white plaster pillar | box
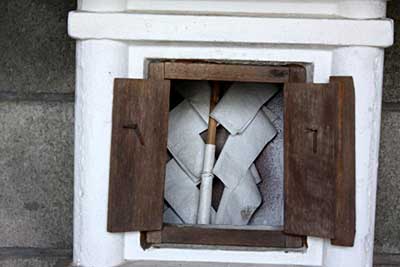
[324,47,385,267]
[74,40,129,267]
[338,0,387,19]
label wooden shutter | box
[108,78,170,232]
[284,76,355,247]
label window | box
[107,61,355,249]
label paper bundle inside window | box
[165,81,281,226]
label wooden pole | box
[197,82,220,224]
[207,82,220,145]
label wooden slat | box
[330,76,356,247]
[164,62,290,83]
[108,79,170,232]
[288,64,308,83]
[147,225,303,248]
[148,62,165,80]
[284,82,338,239]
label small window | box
[107,61,355,249]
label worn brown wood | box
[284,78,355,246]
[164,62,290,83]
[148,62,165,80]
[285,235,306,248]
[288,64,308,83]
[206,82,221,145]
[284,82,338,239]
[146,225,303,249]
[108,78,170,232]
[330,76,356,247]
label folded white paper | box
[211,82,279,135]
[215,168,262,225]
[262,106,278,123]
[213,109,277,188]
[164,159,200,224]
[164,207,184,224]
[175,81,211,123]
[250,164,262,184]
[168,100,207,184]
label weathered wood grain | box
[283,77,355,246]
[164,62,290,83]
[108,78,170,232]
[330,76,356,247]
[146,225,303,249]
[284,82,338,239]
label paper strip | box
[215,168,262,225]
[250,164,262,184]
[213,109,277,188]
[164,207,184,224]
[164,159,199,224]
[175,80,211,123]
[168,100,207,183]
[211,82,279,135]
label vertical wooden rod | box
[197,81,220,224]
[207,82,220,145]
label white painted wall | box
[69,1,393,266]
[78,0,388,19]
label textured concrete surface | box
[0,102,74,248]
[373,2,400,263]
[375,110,400,254]
[383,1,400,103]
[0,257,71,267]
[0,0,76,94]
[374,252,400,267]
[0,0,75,265]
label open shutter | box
[108,78,170,232]
[284,77,355,247]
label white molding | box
[127,0,387,19]
[68,12,393,48]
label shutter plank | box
[284,78,355,246]
[330,76,356,247]
[108,79,170,232]
[164,62,290,83]
[284,82,338,239]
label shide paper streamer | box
[165,81,280,226]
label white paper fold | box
[166,81,279,226]
[211,82,279,135]
[164,207,184,224]
[164,159,199,224]
[213,109,277,188]
[215,168,262,225]
[175,81,211,123]
[250,164,262,184]
[168,100,207,184]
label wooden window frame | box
[140,60,309,250]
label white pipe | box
[197,144,216,224]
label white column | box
[325,47,385,267]
[338,0,387,19]
[74,40,129,267]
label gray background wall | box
[0,1,398,267]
